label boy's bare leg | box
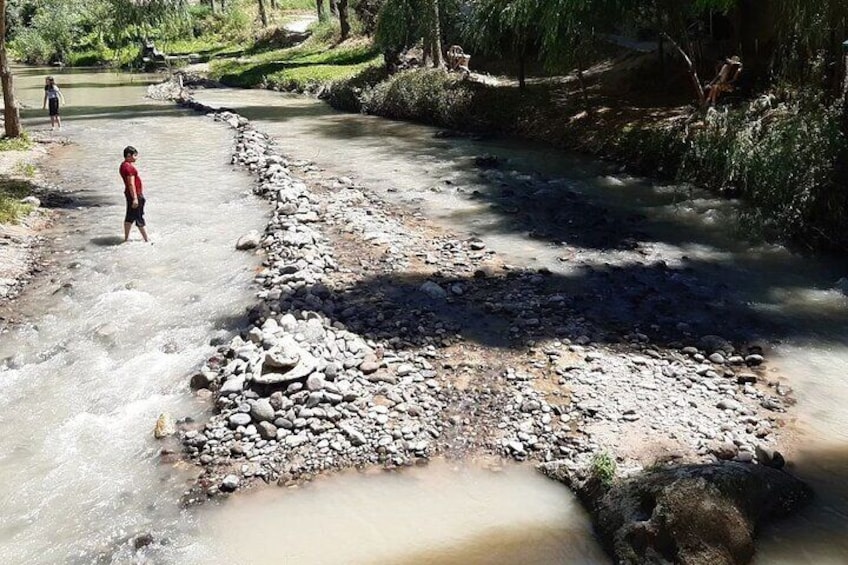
[138,225,149,243]
[124,222,132,242]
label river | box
[0,67,845,563]
[0,69,606,564]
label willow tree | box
[0,0,21,138]
[375,0,422,65]
[375,0,444,67]
[771,0,848,86]
[467,0,542,89]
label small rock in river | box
[153,413,176,439]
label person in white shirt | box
[42,76,66,130]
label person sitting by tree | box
[446,45,471,76]
[705,55,743,106]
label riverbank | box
[163,86,798,508]
[200,23,846,252]
[0,134,62,312]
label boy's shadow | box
[90,236,124,246]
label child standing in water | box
[119,146,150,243]
[42,76,65,130]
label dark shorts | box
[48,98,59,116]
[125,196,146,227]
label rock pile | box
[171,99,791,503]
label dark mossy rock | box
[540,461,812,565]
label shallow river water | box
[195,88,848,563]
[0,66,846,563]
[0,70,606,564]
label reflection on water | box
[190,461,607,565]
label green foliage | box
[0,179,35,225]
[0,133,33,152]
[362,68,475,126]
[590,452,617,488]
[679,92,847,244]
[211,33,381,92]
[13,162,37,178]
[374,0,422,53]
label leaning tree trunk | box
[317,0,326,20]
[425,0,442,68]
[329,0,339,17]
[258,0,268,26]
[0,0,22,138]
[662,32,705,106]
[338,0,350,40]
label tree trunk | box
[0,0,22,139]
[518,53,526,90]
[258,0,268,26]
[426,0,442,68]
[329,0,339,17]
[270,0,277,9]
[317,0,326,20]
[662,32,705,106]
[338,0,350,40]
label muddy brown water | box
[0,64,845,563]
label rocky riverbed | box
[161,89,795,505]
[0,136,66,320]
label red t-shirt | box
[119,161,143,198]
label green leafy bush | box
[363,68,475,127]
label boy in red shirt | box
[119,146,149,243]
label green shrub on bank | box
[0,179,35,224]
[0,133,33,152]
[678,95,846,245]
[362,69,476,127]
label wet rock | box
[541,461,812,565]
[220,474,239,492]
[755,445,786,470]
[189,372,214,390]
[699,335,733,354]
[736,373,758,385]
[236,230,261,250]
[132,533,155,550]
[153,413,176,439]
[745,354,765,367]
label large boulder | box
[540,461,812,565]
